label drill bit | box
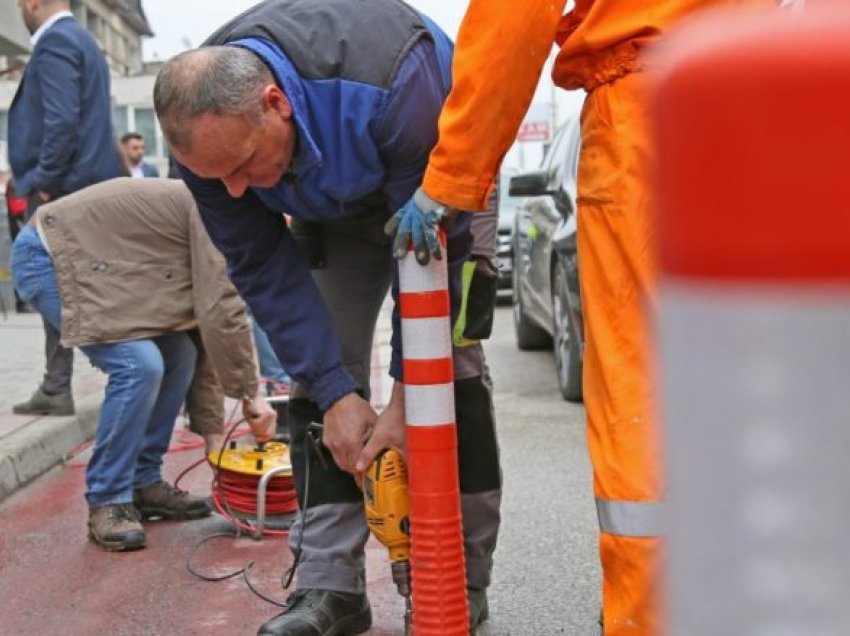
[403,595,412,636]
[392,560,413,635]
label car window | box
[565,118,582,181]
[540,117,581,193]
[498,177,521,215]
[542,125,569,181]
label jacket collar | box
[31,11,73,47]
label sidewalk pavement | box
[0,312,106,502]
[0,302,395,503]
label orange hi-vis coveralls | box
[422,1,771,633]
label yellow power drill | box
[363,448,413,633]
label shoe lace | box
[156,481,190,499]
[110,503,141,523]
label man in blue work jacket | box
[9,0,124,417]
[154,1,501,634]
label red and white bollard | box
[655,5,850,635]
[398,229,468,635]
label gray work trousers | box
[288,207,502,594]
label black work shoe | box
[257,589,372,636]
[88,503,146,552]
[468,587,489,631]
[13,386,74,416]
[133,480,211,521]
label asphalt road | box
[481,303,601,635]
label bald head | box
[154,47,275,151]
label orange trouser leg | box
[577,71,663,636]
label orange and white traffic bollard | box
[655,4,850,635]
[398,228,468,635]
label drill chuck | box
[391,560,412,597]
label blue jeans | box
[12,226,197,506]
[251,316,290,393]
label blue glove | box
[385,188,446,266]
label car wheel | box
[512,259,551,350]
[552,261,583,402]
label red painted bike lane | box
[0,424,406,636]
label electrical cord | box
[185,530,247,582]
[280,420,324,590]
[244,563,289,608]
[184,412,305,609]
[173,456,207,490]
[185,416,254,583]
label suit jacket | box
[141,162,160,178]
[8,15,123,199]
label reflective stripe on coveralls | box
[596,500,664,538]
[656,6,850,636]
[399,229,468,635]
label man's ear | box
[262,85,292,119]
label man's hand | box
[323,392,378,474]
[385,187,457,266]
[37,191,51,203]
[356,381,407,473]
[242,394,277,443]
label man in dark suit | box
[8,0,124,416]
[121,132,160,178]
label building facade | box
[71,0,153,76]
[0,0,160,175]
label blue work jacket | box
[181,0,454,410]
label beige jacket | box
[38,178,258,434]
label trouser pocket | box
[453,259,498,345]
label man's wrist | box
[413,187,442,212]
[328,389,359,408]
[312,365,359,411]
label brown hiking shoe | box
[133,480,211,521]
[88,503,146,552]
[13,386,74,416]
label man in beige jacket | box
[11,178,276,552]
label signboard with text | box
[517,121,550,142]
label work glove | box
[385,187,456,266]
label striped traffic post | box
[655,5,850,635]
[398,228,468,635]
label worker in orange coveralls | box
[385,1,774,634]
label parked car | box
[495,172,522,290]
[509,113,584,402]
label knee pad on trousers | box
[455,376,502,494]
[288,398,363,509]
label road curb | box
[0,395,100,503]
